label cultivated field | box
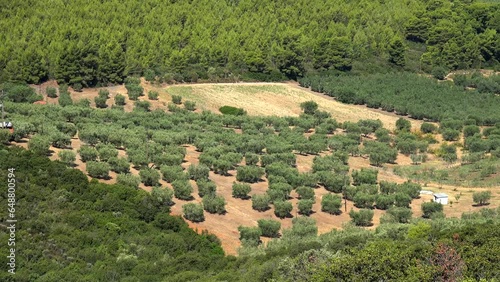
[22,80,499,255]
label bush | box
[463,125,480,138]
[349,209,374,226]
[116,173,141,189]
[114,94,126,106]
[188,164,210,181]
[232,182,252,199]
[0,130,11,144]
[107,157,130,173]
[58,150,76,166]
[236,166,265,183]
[172,180,193,200]
[396,118,411,132]
[300,100,319,114]
[321,193,342,215]
[202,194,226,214]
[274,201,293,218]
[420,122,437,133]
[126,84,143,100]
[257,219,281,238]
[375,194,394,210]
[353,193,375,209]
[50,131,71,148]
[385,207,412,223]
[95,96,108,108]
[86,161,110,179]
[252,194,271,211]
[172,95,182,104]
[421,202,443,218]
[151,186,174,206]
[472,191,492,206]
[58,92,73,107]
[134,100,151,112]
[296,186,315,200]
[197,179,217,197]
[139,168,161,186]
[298,199,314,215]
[160,166,186,182]
[97,144,118,161]
[148,90,159,100]
[72,82,83,92]
[78,145,98,162]
[238,226,261,245]
[244,153,259,166]
[219,105,247,116]
[46,86,57,98]
[442,129,460,141]
[184,100,196,111]
[394,192,412,208]
[352,168,378,185]
[183,203,205,222]
[432,66,448,80]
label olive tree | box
[58,150,76,166]
[274,201,293,218]
[78,145,98,162]
[107,157,130,173]
[421,202,443,218]
[232,182,252,199]
[296,186,315,200]
[236,166,265,183]
[298,199,314,216]
[197,179,217,197]
[202,194,226,214]
[139,168,161,186]
[300,100,319,115]
[151,186,174,206]
[172,180,194,200]
[86,161,110,179]
[257,219,281,238]
[238,226,261,246]
[183,203,205,222]
[472,191,492,206]
[116,173,141,189]
[349,209,374,226]
[252,194,271,211]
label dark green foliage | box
[274,201,293,218]
[442,129,460,141]
[399,181,421,199]
[396,118,412,132]
[188,164,210,181]
[244,153,259,166]
[296,186,315,200]
[236,165,265,183]
[394,192,412,208]
[202,194,226,214]
[353,193,375,209]
[473,191,492,206]
[46,86,57,98]
[463,125,480,138]
[183,203,205,222]
[352,168,378,186]
[78,145,98,162]
[86,161,110,179]
[0,130,11,144]
[148,90,159,100]
[172,95,182,105]
[422,202,444,218]
[220,106,247,116]
[238,226,261,245]
[388,37,406,67]
[385,207,412,223]
[232,182,252,199]
[257,219,281,238]
[252,194,271,211]
[421,122,437,133]
[349,209,374,226]
[139,168,161,186]
[298,199,315,216]
[184,100,196,111]
[172,180,193,200]
[196,179,217,198]
[432,66,448,80]
[114,94,126,106]
[134,100,151,112]
[321,193,342,215]
[300,101,318,115]
[126,84,143,100]
[94,96,108,108]
[375,194,394,210]
[58,92,73,107]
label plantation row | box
[299,72,500,125]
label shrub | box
[183,203,205,222]
[442,129,460,141]
[58,150,76,166]
[184,100,196,111]
[97,144,118,161]
[151,186,174,206]
[252,194,271,211]
[375,194,394,210]
[148,90,159,100]
[274,201,293,218]
[472,191,492,206]
[0,130,11,144]
[432,66,448,80]
[353,193,375,209]
[463,125,480,138]
[72,82,83,92]
[116,173,141,189]
[114,94,126,106]
[219,105,247,116]
[300,100,319,115]
[349,209,374,226]
[394,192,412,208]
[126,84,143,100]
[78,146,98,162]
[171,95,182,104]
[257,219,281,238]
[202,194,226,214]
[58,92,73,107]
[46,86,57,98]
[232,182,252,199]
[244,153,259,166]
[50,131,71,148]
[134,100,151,112]
[172,180,193,200]
[321,194,342,215]
[94,96,108,108]
[422,202,443,218]
[86,161,110,179]
[386,207,412,223]
[400,181,421,199]
[236,166,265,183]
[56,123,77,137]
[298,199,314,215]
[139,168,160,186]
[238,226,261,245]
[197,179,217,197]
[107,157,130,173]
[296,186,315,200]
[187,164,210,181]
[421,122,437,133]
[352,168,378,186]
[396,118,411,132]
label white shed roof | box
[434,193,448,198]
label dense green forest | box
[1,0,499,86]
[0,146,499,281]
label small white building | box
[433,193,449,205]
